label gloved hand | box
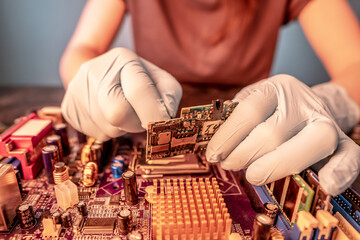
[61,48,182,141]
[206,74,360,196]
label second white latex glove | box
[61,48,182,141]
[206,74,360,196]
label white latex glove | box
[206,74,360,196]
[61,48,182,141]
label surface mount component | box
[83,217,116,234]
[146,99,238,161]
[150,178,232,239]
[0,164,22,231]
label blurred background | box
[0,0,359,126]
[0,0,359,88]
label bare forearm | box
[331,61,360,107]
[59,46,100,89]
[59,0,126,88]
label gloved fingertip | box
[245,167,268,186]
[318,173,342,196]
[205,145,222,163]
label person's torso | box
[126,0,309,87]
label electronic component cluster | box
[0,103,359,240]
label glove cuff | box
[312,82,360,133]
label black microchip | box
[109,195,120,205]
[83,217,116,234]
[78,191,91,199]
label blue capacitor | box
[111,162,124,178]
[113,155,125,164]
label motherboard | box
[0,102,359,240]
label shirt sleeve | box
[283,0,311,24]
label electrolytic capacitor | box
[53,212,62,224]
[90,144,102,169]
[263,202,278,225]
[117,209,133,235]
[252,214,273,240]
[54,123,70,156]
[42,145,60,184]
[113,155,125,164]
[77,201,88,216]
[61,211,72,228]
[16,204,36,229]
[111,162,124,178]
[46,135,63,161]
[122,171,138,205]
[53,161,69,184]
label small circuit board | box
[146,99,238,161]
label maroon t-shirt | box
[126,0,310,87]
